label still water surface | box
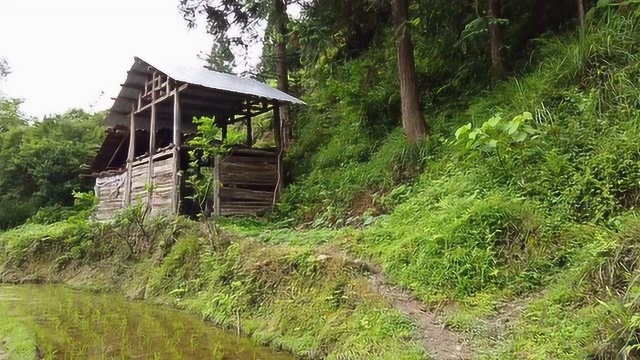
[0,285,293,359]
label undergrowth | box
[0,218,426,360]
[272,8,640,359]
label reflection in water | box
[0,285,293,359]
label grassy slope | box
[271,8,640,359]
[2,9,640,360]
[0,219,426,360]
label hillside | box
[1,2,640,360]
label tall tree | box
[273,0,292,150]
[202,36,235,73]
[392,0,430,144]
[179,0,293,148]
[488,0,510,79]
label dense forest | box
[2,0,640,359]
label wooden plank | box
[218,161,278,187]
[172,90,181,215]
[246,116,253,147]
[94,172,127,220]
[125,111,135,206]
[148,94,156,209]
[152,154,174,216]
[134,84,188,115]
[213,156,221,216]
[273,106,283,203]
[219,187,274,202]
[221,154,277,164]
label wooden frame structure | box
[87,57,303,220]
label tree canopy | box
[0,85,103,228]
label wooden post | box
[213,155,221,216]
[577,0,585,30]
[171,89,181,215]
[273,105,284,203]
[147,100,156,209]
[221,115,228,141]
[246,116,253,147]
[125,111,135,206]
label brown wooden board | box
[130,163,149,205]
[218,161,278,187]
[94,172,127,221]
[151,156,175,216]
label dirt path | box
[369,271,474,360]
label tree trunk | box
[488,0,509,80]
[532,0,547,35]
[274,0,292,150]
[392,0,429,145]
[577,0,585,29]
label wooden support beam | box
[171,89,181,215]
[134,84,188,115]
[105,134,127,169]
[147,93,157,209]
[246,116,253,147]
[229,106,274,125]
[184,85,259,102]
[180,97,243,109]
[221,116,228,141]
[273,106,284,203]
[125,111,135,206]
[213,156,221,216]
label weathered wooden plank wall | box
[215,149,278,216]
[95,148,273,219]
[94,172,127,221]
[151,156,174,216]
[130,161,148,205]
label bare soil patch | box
[369,270,474,360]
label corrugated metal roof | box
[140,57,304,105]
[105,56,304,128]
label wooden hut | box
[86,57,304,221]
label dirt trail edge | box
[369,271,474,360]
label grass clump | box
[148,233,426,359]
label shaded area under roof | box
[105,56,304,128]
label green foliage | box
[146,231,426,359]
[0,219,96,266]
[454,112,537,155]
[27,191,97,225]
[273,7,640,358]
[0,102,103,229]
[0,218,427,359]
[2,2,640,359]
[186,116,246,212]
